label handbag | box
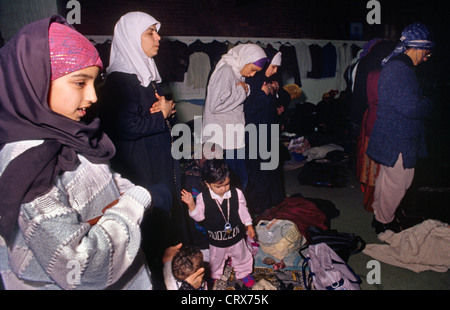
[299,226,366,263]
[302,243,362,290]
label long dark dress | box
[244,72,285,214]
[100,72,176,191]
[100,72,190,287]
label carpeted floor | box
[213,264,310,291]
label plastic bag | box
[256,219,305,260]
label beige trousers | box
[372,153,415,224]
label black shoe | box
[371,217,386,234]
[372,217,401,234]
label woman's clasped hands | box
[150,93,176,119]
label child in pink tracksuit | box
[181,159,255,287]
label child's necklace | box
[215,198,232,234]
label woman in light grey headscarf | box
[201,44,268,190]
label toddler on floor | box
[181,159,256,287]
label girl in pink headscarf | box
[0,15,154,290]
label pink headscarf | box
[0,16,114,242]
[49,22,103,80]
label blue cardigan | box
[367,54,431,169]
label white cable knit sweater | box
[0,140,153,290]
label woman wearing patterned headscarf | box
[0,15,154,289]
[367,22,434,234]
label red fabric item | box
[364,70,381,137]
[256,197,330,241]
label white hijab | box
[107,12,162,87]
[212,43,267,79]
[271,52,282,66]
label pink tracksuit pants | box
[209,238,253,279]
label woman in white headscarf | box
[107,12,162,86]
[100,12,185,288]
[201,43,268,190]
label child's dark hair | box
[201,159,230,184]
[172,247,204,282]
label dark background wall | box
[58,0,445,42]
[56,0,449,101]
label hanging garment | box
[279,43,302,87]
[307,44,323,79]
[154,39,189,83]
[188,39,207,54]
[186,52,211,89]
[204,40,229,69]
[337,43,353,90]
[350,40,396,126]
[294,41,312,79]
[321,42,337,78]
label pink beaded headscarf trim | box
[48,22,103,80]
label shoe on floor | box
[371,217,402,234]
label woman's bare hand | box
[237,81,249,93]
[162,243,182,264]
[150,93,175,119]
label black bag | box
[299,226,366,263]
[297,160,349,187]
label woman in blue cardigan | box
[367,23,434,234]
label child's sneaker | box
[240,274,255,288]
